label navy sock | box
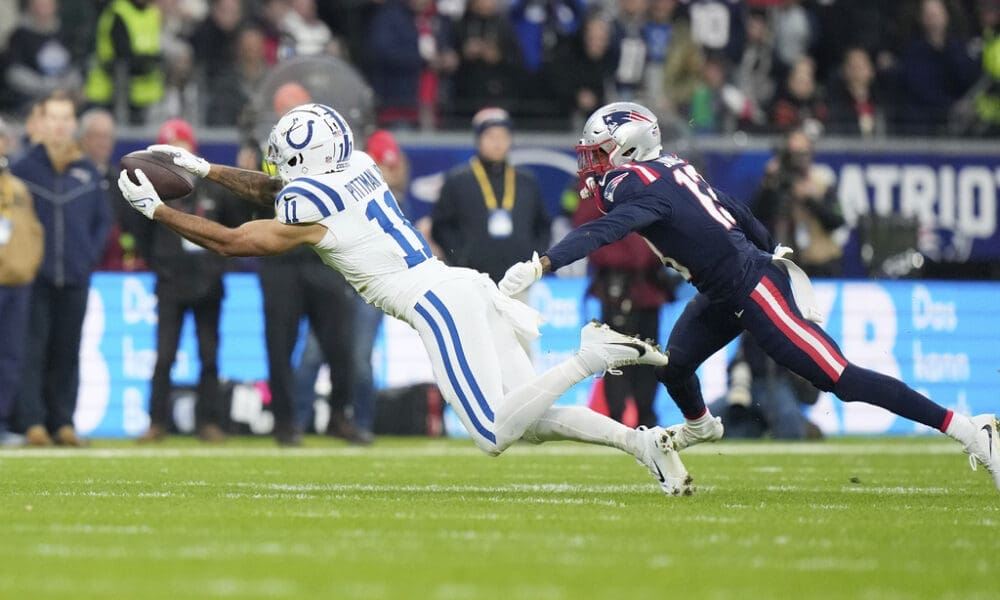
[656,367,707,420]
[834,364,948,429]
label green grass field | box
[1,437,997,600]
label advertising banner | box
[76,274,997,438]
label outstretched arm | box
[119,169,324,257]
[147,144,282,208]
[204,164,283,208]
[499,199,662,296]
[154,206,324,257]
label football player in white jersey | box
[118,103,694,496]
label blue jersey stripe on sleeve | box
[298,177,346,212]
[281,185,332,218]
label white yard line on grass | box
[0,440,959,459]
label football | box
[120,150,195,200]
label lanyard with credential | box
[470,157,515,211]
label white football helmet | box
[266,103,354,183]
[576,102,662,180]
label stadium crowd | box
[0,0,997,447]
[0,0,997,135]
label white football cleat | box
[634,426,694,496]
[665,416,725,451]
[579,321,668,375]
[965,414,1000,491]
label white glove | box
[118,169,164,220]
[147,143,210,178]
[499,251,543,297]
[773,244,794,259]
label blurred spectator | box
[543,12,617,128]
[314,0,371,63]
[896,0,979,134]
[189,0,244,84]
[135,119,246,443]
[84,0,164,125]
[689,52,762,132]
[281,0,337,57]
[708,334,823,440]
[735,8,776,120]
[952,0,1000,136]
[58,0,100,69]
[770,0,812,71]
[612,0,650,100]
[510,0,582,74]
[639,0,679,110]
[366,0,458,129]
[0,119,43,447]
[0,0,19,50]
[431,107,550,286]
[3,0,82,112]
[13,100,46,159]
[770,56,828,134]
[827,47,884,137]
[253,0,292,64]
[78,108,143,272]
[683,0,745,62]
[659,18,703,123]
[11,91,111,447]
[205,26,269,126]
[155,0,199,124]
[573,178,676,427]
[159,0,201,57]
[752,129,845,277]
[451,0,526,117]
[811,0,896,83]
[147,34,198,125]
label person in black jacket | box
[431,107,550,286]
[11,91,112,447]
[134,119,247,443]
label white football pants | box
[406,274,636,457]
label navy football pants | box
[655,262,949,430]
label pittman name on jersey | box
[344,165,386,202]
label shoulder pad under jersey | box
[274,177,346,224]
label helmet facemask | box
[575,141,614,181]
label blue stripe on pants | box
[424,290,494,422]
[414,301,496,444]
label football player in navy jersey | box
[500,101,1000,492]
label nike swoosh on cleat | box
[610,342,648,357]
[651,461,665,483]
[983,424,994,458]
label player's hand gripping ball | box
[117,169,163,220]
[120,149,196,200]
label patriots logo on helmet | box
[601,110,653,134]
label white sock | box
[945,412,975,446]
[492,356,595,451]
[523,406,638,454]
[687,410,716,429]
[575,347,608,375]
